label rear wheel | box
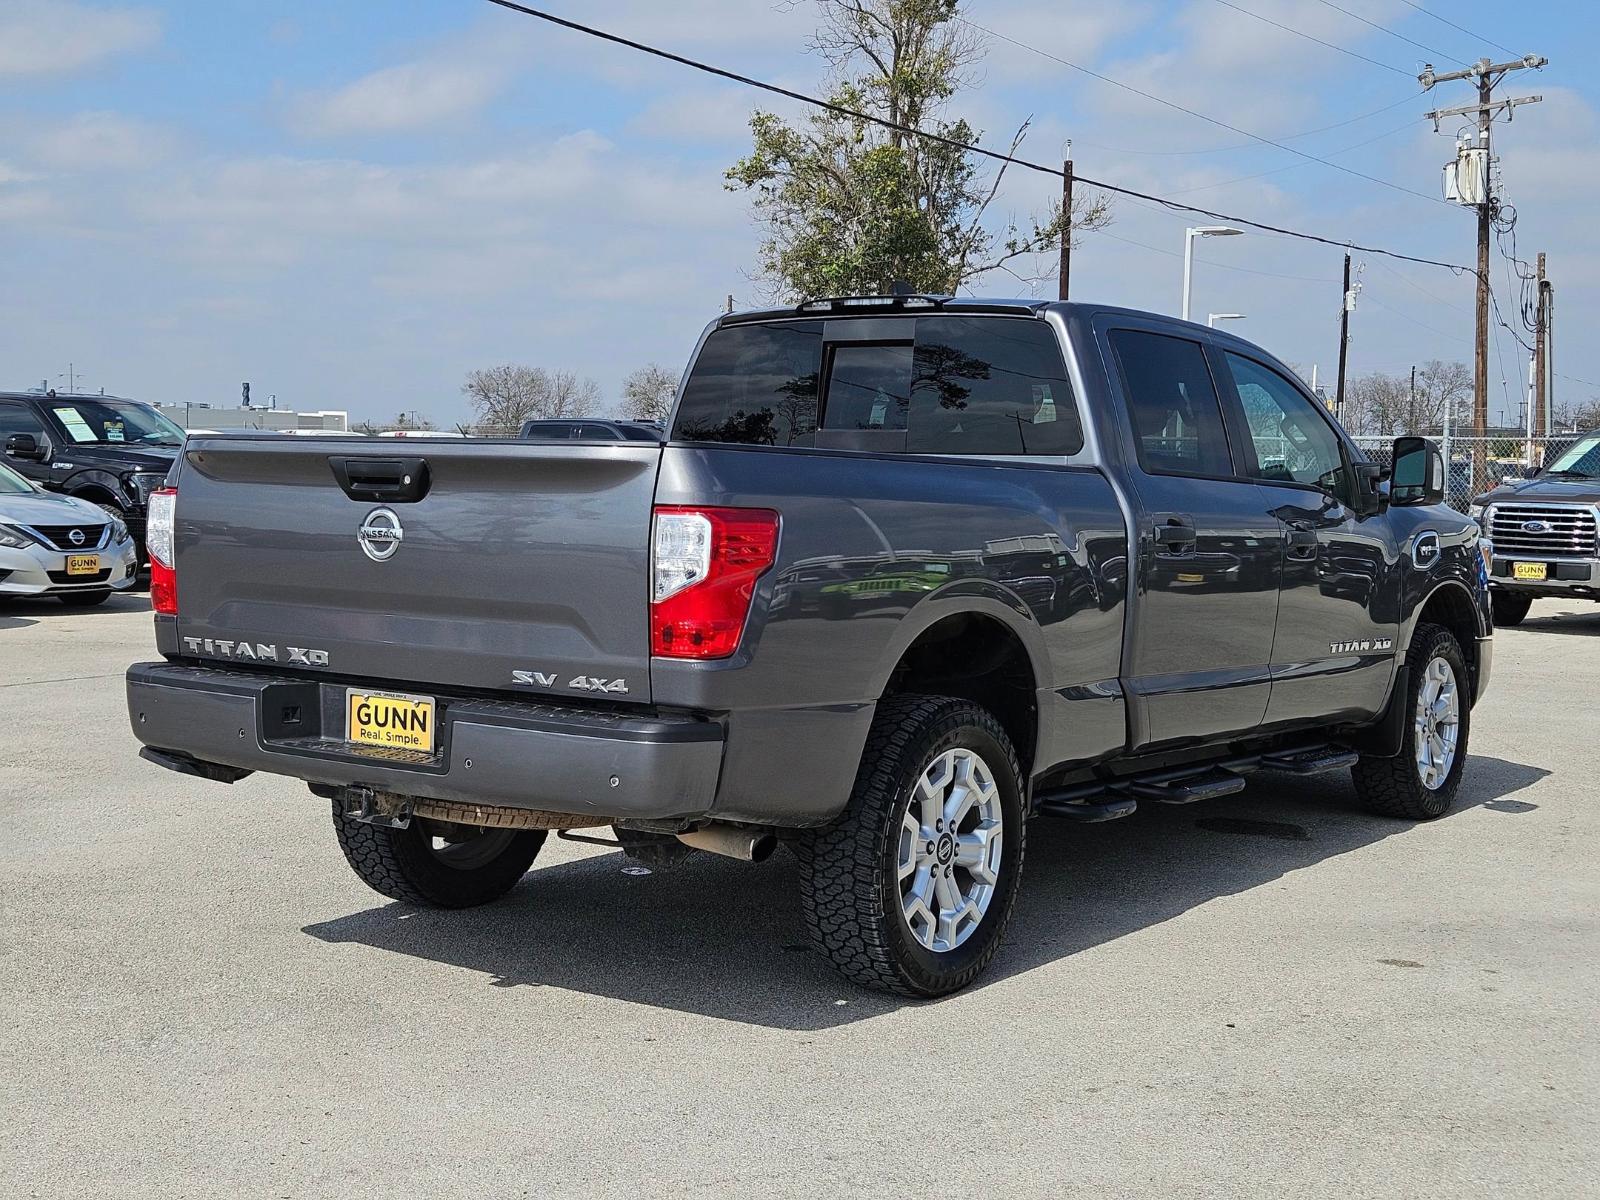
[1351,623,1470,820]
[332,803,546,907]
[797,695,1026,997]
[58,589,111,607]
[1490,591,1532,627]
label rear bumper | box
[126,662,723,821]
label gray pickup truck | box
[127,297,1492,996]
[1471,429,1600,626]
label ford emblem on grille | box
[357,507,404,562]
[68,528,86,546]
[1521,519,1552,534]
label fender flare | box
[63,468,132,509]
[869,579,1052,699]
[1397,577,1487,655]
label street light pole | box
[1181,226,1243,322]
[1208,313,1246,328]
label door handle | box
[1286,526,1319,561]
[1152,513,1197,553]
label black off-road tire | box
[58,589,112,607]
[331,802,546,907]
[1490,591,1532,627]
[1351,623,1471,821]
[796,694,1027,998]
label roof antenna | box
[890,279,915,296]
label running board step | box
[1034,794,1139,823]
[1259,747,1361,775]
[1117,770,1246,805]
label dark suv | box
[0,391,183,561]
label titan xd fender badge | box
[358,507,404,561]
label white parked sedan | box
[0,461,139,606]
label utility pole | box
[1422,53,1547,494]
[1410,364,1417,427]
[1335,254,1356,422]
[1058,156,1074,301]
[1534,251,1548,443]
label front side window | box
[673,322,823,446]
[0,402,48,446]
[1226,353,1347,496]
[1109,330,1233,477]
[908,317,1083,455]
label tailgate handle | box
[329,457,431,504]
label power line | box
[1068,91,1422,157]
[1207,0,1411,75]
[955,14,1448,208]
[1091,228,1342,283]
[1305,0,1467,66]
[1165,119,1414,195]
[1391,0,1521,59]
[480,0,1472,277]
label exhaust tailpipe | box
[677,823,777,862]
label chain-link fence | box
[1351,434,1584,513]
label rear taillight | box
[651,506,779,659]
[146,486,177,615]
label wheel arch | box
[874,590,1046,776]
[1404,579,1485,697]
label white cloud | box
[24,111,179,171]
[291,57,514,138]
[0,0,159,77]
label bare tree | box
[461,365,604,434]
[621,364,678,423]
[1552,397,1600,433]
[1345,360,1471,436]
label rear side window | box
[673,322,823,446]
[908,317,1082,455]
[1109,330,1234,478]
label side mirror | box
[1391,435,1445,506]
[5,433,45,461]
[1350,460,1389,517]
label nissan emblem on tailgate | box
[358,507,404,561]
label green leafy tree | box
[726,0,1110,299]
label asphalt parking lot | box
[3,592,1597,1198]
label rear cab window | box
[672,315,1082,456]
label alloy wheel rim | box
[1414,656,1461,791]
[897,748,1003,953]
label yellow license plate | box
[346,690,436,754]
[65,554,99,576]
[1511,562,1547,581]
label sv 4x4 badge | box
[512,670,629,695]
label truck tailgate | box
[173,438,659,703]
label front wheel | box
[332,803,546,907]
[797,695,1027,997]
[1351,623,1471,820]
[1491,591,1532,627]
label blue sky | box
[2,0,1596,427]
